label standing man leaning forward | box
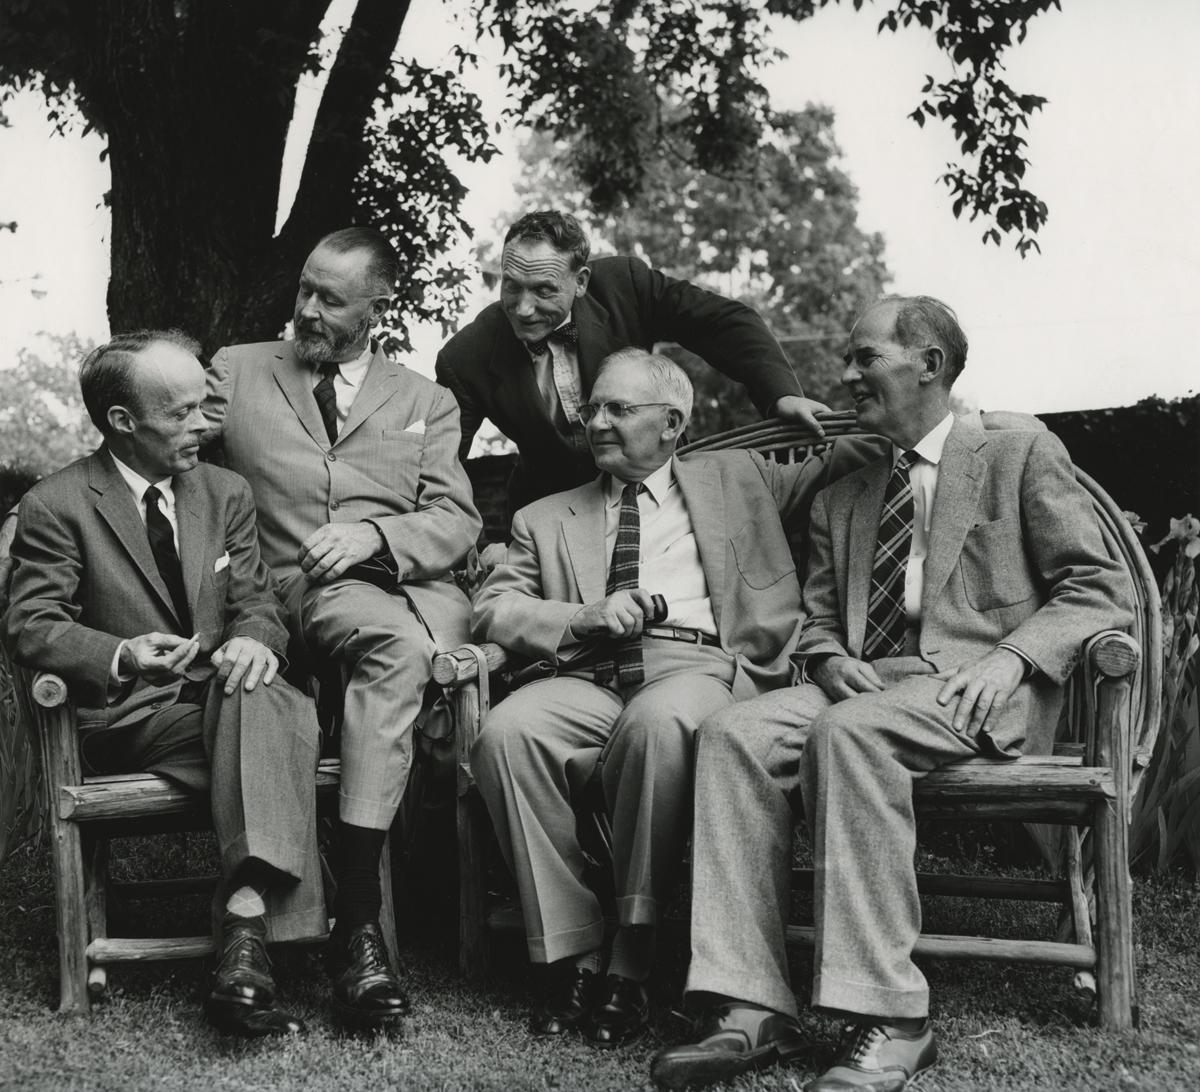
[4,332,324,1037]
[470,349,872,1048]
[203,227,482,1032]
[651,297,1133,1091]
[436,210,829,512]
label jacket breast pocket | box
[960,517,1036,611]
[379,429,423,502]
[731,522,795,590]
[382,428,425,446]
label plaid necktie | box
[144,485,191,635]
[862,450,917,660]
[313,360,341,445]
[594,481,645,688]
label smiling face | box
[293,244,389,365]
[499,238,590,345]
[108,341,209,481]
[842,301,947,447]
[584,357,684,483]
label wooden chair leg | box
[83,835,109,1000]
[452,680,489,978]
[46,810,90,1014]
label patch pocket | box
[731,522,795,590]
[961,517,1035,610]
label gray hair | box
[314,226,399,297]
[597,348,694,422]
[879,294,968,383]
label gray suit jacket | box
[793,418,1134,754]
[3,449,288,730]
[473,445,874,700]
[204,341,482,649]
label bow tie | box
[526,321,578,358]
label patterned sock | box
[573,948,603,975]
[224,885,267,919]
[607,925,655,982]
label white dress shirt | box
[898,411,955,626]
[528,318,586,443]
[310,344,373,433]
[602,460,717,635]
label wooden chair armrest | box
[433,643,510,689]
[29,671,70,709]
[1084,630,1140,680]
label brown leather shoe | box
[327,921,409,1031]
[587,974,649,1047]
[531,963,601,1036]
[806,1021,937,1091]
[651,1002,812,1089]
[206,915,304,1037]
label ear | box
[917,345,946,384]
[574,264,591,299]
[107,405,137,436]
[368,294,391,325]
[662,407,687,441]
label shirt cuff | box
[109,640,135,700]
[997,643,1037,679]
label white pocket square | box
[404,420,426,435]
[214,553,230,573]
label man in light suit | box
[652,297,1133,1091]
[203,227,482,1031]
[436,210,829,513]
[4,331,324,1037]
[471,349,872,1048]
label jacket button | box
[330,500,340,511]
[327,452,337,462]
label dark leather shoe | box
[531,964,600,1036]
[587,973,649,1047]
[327,921,409,1031]
[806,1020,936,1091]
[206,916,304,1038]
[651,1002,812,1089]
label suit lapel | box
[673,456,726,627]
[573,292,615,395]
[172,471,208,626]
[562,481,609,605]
[90,450,178,623]
[339,346,401,444]
[271,344,329,448]
[845,459,890,657]
[921,419,987,610]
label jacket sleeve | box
[219,478,291,659]
[201,344,232,440]
[2,491,123,708]
[435,349,484,463]
[790,488,853,674]
[369,385,483,580]
[627,256,803,414]
[470,509,582,660]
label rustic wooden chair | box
[435,414,1161,1032]
[0,509,399,1015]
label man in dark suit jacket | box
[435,210,828,513]
[3,331,324,1037]
[651,298,1133,1092]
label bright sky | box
[1,0,1198,415]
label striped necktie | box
[313,361,340,445]
[594,482,645,688]
[862,450,917,660]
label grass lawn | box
[2,831,1199,1092]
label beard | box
[293,311,372,365]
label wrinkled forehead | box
[500,239,576,284]
[846,302,900,354]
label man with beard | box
[203,227,481,1032]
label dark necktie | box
[526,320,578,360]
[144,485,191,634]
[862,450,917,661]
[594,482,645,688]
[313,361,341,445]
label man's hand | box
[211,636,279,696]
[119,633,201,684]
[809,654,886,701]
[934,647,1026,736]
[569,589,658,640]
[771,395,830,437]
[298,522,386,584]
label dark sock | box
[333,823,387,931]
[607,925,655,983]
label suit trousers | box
[80,675,326,943]
[686,675,985,1020]
[471,639,736,964]
[289,575,437,830]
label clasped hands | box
[810,647,1027,736]
[569,588,659,640]
[119,633,278,696]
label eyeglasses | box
[578,401,674,424]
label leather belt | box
[642,626,720,648]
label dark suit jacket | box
[435,255,802,510]
[3,449,289,731]
[793,419,1134,756]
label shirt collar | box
[109,450,175,510]
[335,343,374,386]
[895,412,955,468]
[604,458,674,508]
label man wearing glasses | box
[468,349,872,1048]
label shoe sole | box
[653,1038,811,1091]
[332,1000,406,1036]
